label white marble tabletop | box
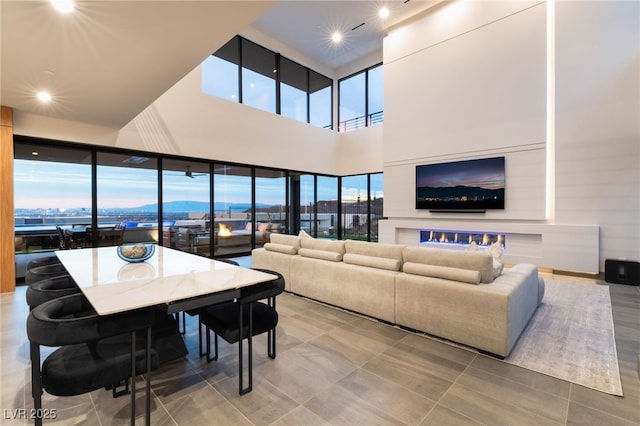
[55,246,277,315]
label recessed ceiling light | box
[32,152,39,156]
[51,0,74,13]
[379,7,390,19]
[36,91,52,102]
[331,31,342,43]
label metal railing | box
[338,110,384,133]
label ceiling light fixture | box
[379,7,390,19]
[331,31,342,43]
[36,91,52,102]
[51,0,74,13]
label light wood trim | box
[1,106,16,293]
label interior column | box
[1,106,16,293]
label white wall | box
[383,1,547,221]
[381,0,640,272]
[554,0,640,266]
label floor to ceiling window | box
[369,172,384,242]
[13,138,384,281]
[14,142,93,256]
[316,175,338,239]
[255,168,288,248]
[213,164,252,256]
[341,174,369,241]
[162,159,211,256]
[96,152,159,246]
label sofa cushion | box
[264,243,298,255]
[300,238,345,254]
[343,253,402,271]
[298,248,343,262]
[403,262,481,284]
[270,233,301,249]
[403,246,494,283]
[344,240,404,262]
[468,241,505,279]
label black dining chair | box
[26,255,61,271]
[25,263,69,285]
[199,269,285,395]
[27,293,161,425]
[26,274,80,310]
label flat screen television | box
[416,156,505,211]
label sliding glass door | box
[213,164,252,256]
[162,159,211,256]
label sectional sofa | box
[252,233,544,357]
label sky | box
[14,160,357,211]
[416,157,505,190]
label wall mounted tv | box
[416,156,505,212]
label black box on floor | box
[604,259,639,286]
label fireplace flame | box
[218,223,232,237]
[482,234,490,245]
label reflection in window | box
[341,175,368,241]
[309,70,333,129]
[316,176,338,239]
[280,57,308,123]
[162,160,211,256]
[203,36,239,101]
[242,39,276,113]
[202,56,239,102]
[369,173,384,242]
[255,169,287,247]
[214,165,252,256]
[14,142,92,254]
[298,174,315,236]
[96,153,159,245]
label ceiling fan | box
[165,166,207,179]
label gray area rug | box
[505,278,623,396]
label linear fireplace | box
[420,230,505,249]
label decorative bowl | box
[116,243,155,263]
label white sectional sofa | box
[252,233,544,357]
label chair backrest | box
[56,226,69,249]
[25,263,68,285]
[238,269,285,305]
[27,293,160,347]
[26,274,79,309]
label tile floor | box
[1,259,639,425]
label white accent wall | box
[554,0,640,265]
[379,0,639,273]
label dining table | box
[53,245,278,424]
[55,245,277,316]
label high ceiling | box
[253,1,436,70]
[1,1,435,130]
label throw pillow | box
[299,229,312,239]
[467,241,478,251]
[489,241,504,278]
